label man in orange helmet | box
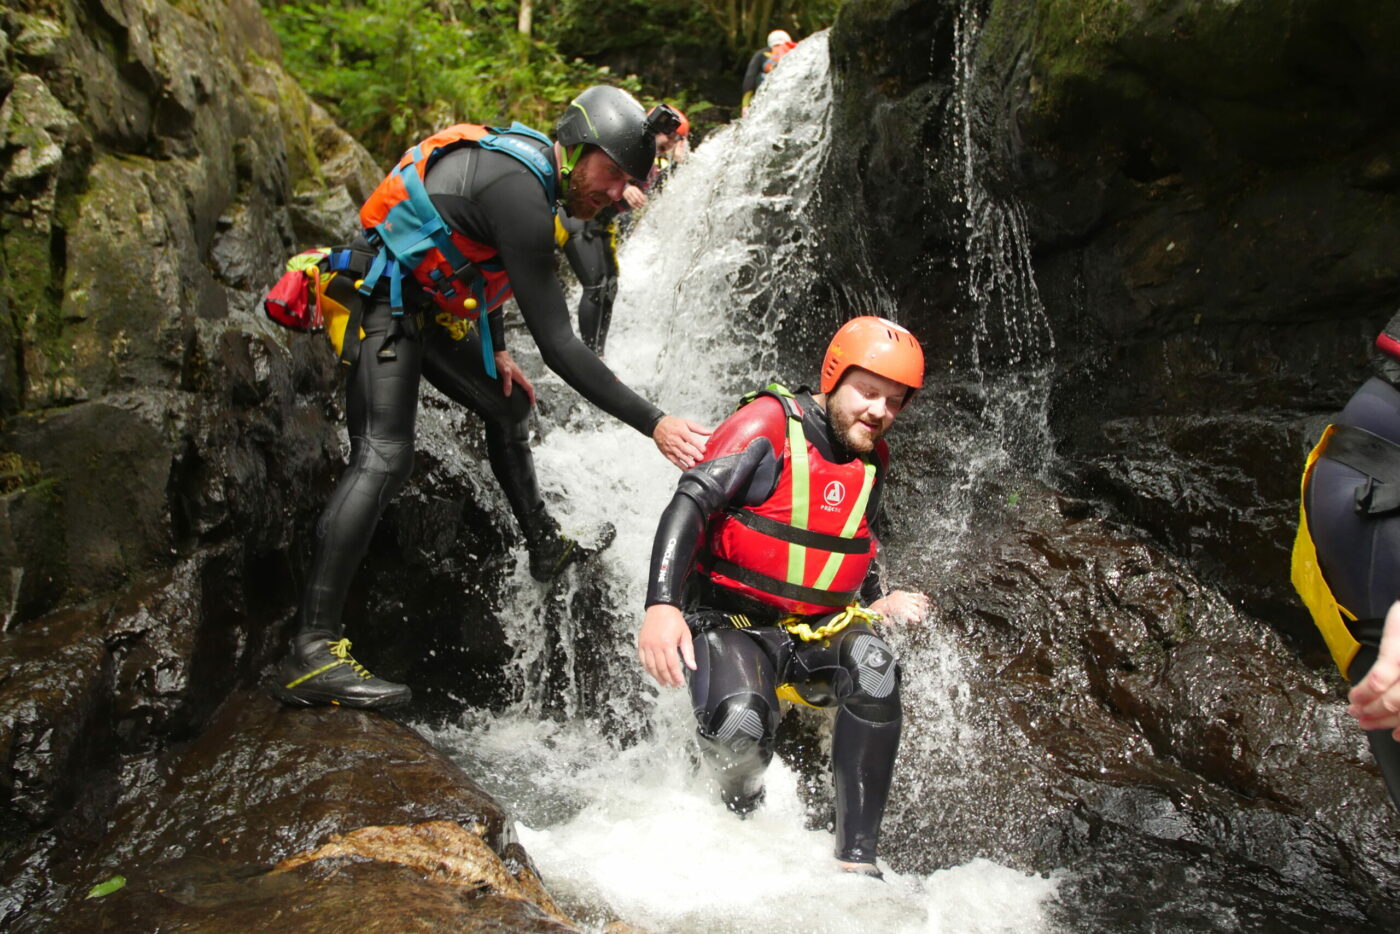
[637,316,930,876]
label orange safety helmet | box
[819,316,925,396]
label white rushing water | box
[421,32,1060,933]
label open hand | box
[652,415,711,469]
[868,590,931,624]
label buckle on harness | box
[781,604,881,642]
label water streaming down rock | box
[423,32,1060,934]
[425,18,1400,933]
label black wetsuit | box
[1304,375,1400,812]
[742,47,777,102]
[559,208,620,354]
[300,141,665,637]
[646,389,901,865]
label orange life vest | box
[357,122,556,375]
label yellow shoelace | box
[327,638,374,680]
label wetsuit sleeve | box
[646,398,788,607]
[488,309,505,351]
[434,165,665,435]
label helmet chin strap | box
[556,144,584,208]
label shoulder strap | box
[479,122,558,206]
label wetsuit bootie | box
[521,504,616,582]
[722,787,766,818]
[272,632,412,709]
[837,861,885,881]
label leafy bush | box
[262,0,643,162]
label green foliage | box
[261,0,641,162]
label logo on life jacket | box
[822,480,847,508]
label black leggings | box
[686,614,902,863]
[299,300,537,636]
[562,222,618,354]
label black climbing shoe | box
[271,632,412,709]
[522,504,617,582]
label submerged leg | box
[689,626,781,814]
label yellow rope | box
[781,604,882,642]
[435,312,475,342]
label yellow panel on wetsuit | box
[553,215,571,249]
[319,272,362,358]
[1291,424,1363,677]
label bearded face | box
[825,369,907,453]
[565,147,630,219]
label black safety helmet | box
[555,86,656,182]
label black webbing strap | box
[724,508,871,554]
[1323,424,1400,486]
[706,558,856,609]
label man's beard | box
[565,175,602,219]
[827,400,884,453]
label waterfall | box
[949,0,1057,475]
[421,32,1059,933]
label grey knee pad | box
[696,693,777,805]
[838,630,901,723]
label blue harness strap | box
[357,123,556,379]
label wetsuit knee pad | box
[697,693,777,758]
[837,630,902,723]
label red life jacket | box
[702,386,880,616]
[763,40,798,74]
[357,122,556,375]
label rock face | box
[827,0,1400,639]
[0,1,558,929]
[14,692,576,933]
[813,0,1400,926]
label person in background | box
[742,29,798,117]
[1293,309,1400,811]
[637,316,930,876]
[273,88,710,710]
[559,105,689,354]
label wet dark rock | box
[19,692,575,933]
[878,482,1400,930]
[828,0,1400,621]
[0,0,538,927]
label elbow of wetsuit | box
[646,492,708,607]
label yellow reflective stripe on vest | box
[1291,424,1362,677]
[813,460,876,590]
[787,415,810,585]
